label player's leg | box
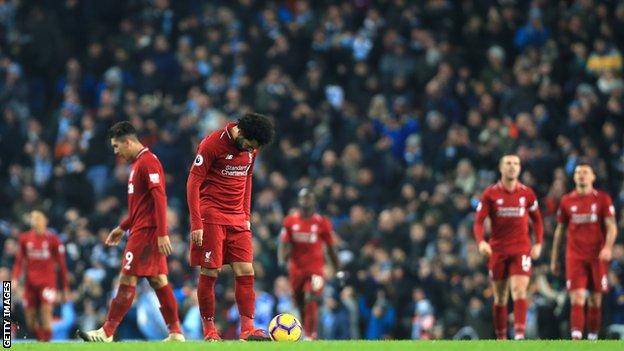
[302,274,324,339]
[586,260,608,340]
[489,253,510,339]
[37,286,57,342]
[22,285,40,340]
[509,274,529,340]
[587,293,602,340]
[289,273,305,328]
[228,225,269,340]
[38,303,53,341]
[508,253,532,340]
[567,257,589,340]
[190,223,224,340]
[102,273,138,338]
[147,274,184,340]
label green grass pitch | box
[7,340,624,351]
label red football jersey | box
[187,123,255,230]
[12,231,69,289]
[119,148,168,236]
[557,189,615,260]
[280,212,335,275]
[473,181,544,255]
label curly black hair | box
[237,113,275,146]
[108,121,138,140]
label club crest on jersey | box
[591,203,597,213]
[311,224,318,233]
[204,251,212,263]
[496,199,503,205]
[194,155,204,166]
[293,224,300,231]
[519,197,526,206]
[225,154,234,160]
[571,206,577,212]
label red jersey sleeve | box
[243,151,256,221]
[11,236,25,282]
[473,189,491,243]
[322,217,336,245]
[556,196,569,225]
[53,237,70,289]
[601,193,616,220]
[187,138,217,231]
[144,161,168,236]
[527,189,544,243]
[279,217,292,243]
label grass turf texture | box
[7,340,624,351]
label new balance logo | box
[225,154,234,160]
[204,251,212,262]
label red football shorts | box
[289,271,325,300]
[566,257,608,293]
[23,283,57,309]
[488,252,532,281]
[121,227,168,276]
[189,223,252,268]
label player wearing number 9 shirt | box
[186,113,274,341]
[473,154,544,340]
[77,122,183,342]
[550,163,618,340]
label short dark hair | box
[237,113,274,147]
[575,161,594,171]
[108,121,137,140]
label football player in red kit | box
[78,122,183,342]
[186,113,274,341]
[550,163,618,340]
[473,154,544,340]
[12,210,69,342]
[278,188,341,340]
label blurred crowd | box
[2,0,624,340]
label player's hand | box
[530,243,542,260]
[158,235,173,256]
[478,241,492,257]
[190,229,203,246]
[105,227,125,246]
[62,287,71,303]
[599,246,612,261]
[550,260,560,276]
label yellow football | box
[268,313,303,341]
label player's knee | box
[232,263,254,276]
[148,275,168,289]
[588,293,602,307]
[200,267,220,277]
[570,290,585,305]
[118,273,138,286]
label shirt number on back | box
[521,255,531,272]
[123,251,134,270]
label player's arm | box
[550,223,566,275]
[599,197,618,261]
[145,164,172,255]
[11,237,25,284]
[187,141,216,246]
[528,193,544,259]
[473,191,492,256]
[243,153,255,229]
[53,238,71,300]
[277,224,291,269]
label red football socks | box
[35,327,51,341]
[493,304,508,339]
[155,284,182,334]
[103,284,136,337]
[587,306,601,338]
[304,299,319,338]
[197,275,217,335]
[235,275,256,332]
[513,299,527,339]
[570,304,584,340]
